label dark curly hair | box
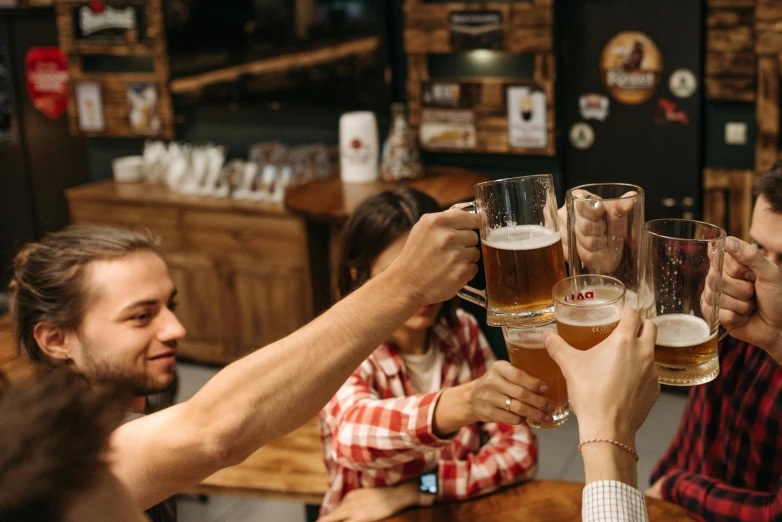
[0,368,122,522]
[756,160,782,212]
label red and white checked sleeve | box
[582,480,649,522]
[323,365,453,472]
[437,421,537,500]
[436,311,538,500]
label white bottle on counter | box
[339,111,379,184]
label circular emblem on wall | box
[600,31,663,105]
[669,68,697,99]
[569,122,595,150]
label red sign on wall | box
[25,47,69,119]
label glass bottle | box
[380,103,423,181]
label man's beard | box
[79,337,174,396]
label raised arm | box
[544,308,660,522]
[109,210,480,509]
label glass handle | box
[457,286,487,309]
[451,201,484,307]
[717,325,730,342]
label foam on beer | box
[483,225,561,250]
[505,329,547,350]
[555,301,622,327]
[651,314,714,347]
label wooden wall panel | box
[705,3,756,102]
[702,168,755,240]
[755,55,780,173]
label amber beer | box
[505,326,569,429]
[482,225,567,323]
[651,314,718,368]
[555,305,621,351]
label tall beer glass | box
[503,322,569,429]
[454,174,566,326]
[638,219,726,386]
[566,183,644,309]
[552,275,625,350]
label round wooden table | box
[384,481,692,522]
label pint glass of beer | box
[503,322,569,429]
[552,275,625,350]
[566,184,644,309]
[453,174,566,326]
[638,219,726,386]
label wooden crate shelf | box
[54,0,174,139]
[403,0,555,156]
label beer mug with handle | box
[452,174,566,326]
[566,183,644,309]
[504,322,569,429]
[638,219,727,386]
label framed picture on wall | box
[75,81,105,132]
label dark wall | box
[0,8,89,285]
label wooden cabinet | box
[66,182,313,364]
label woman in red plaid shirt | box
[319,188,553,521]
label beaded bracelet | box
[578,438,639,462]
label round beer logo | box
[669,68,697,99]
[600,31,663,105]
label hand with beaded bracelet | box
[542,307,660,489]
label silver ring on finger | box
[505,397,513,412]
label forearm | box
[438,424,537,500]
[187,265,423,462]
[662,470,782,521]
[432,383,475,437]
[582,443,638,489]
[332,392,451,470]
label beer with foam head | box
[482,224,567,325]
[504,324,569,429]
[651,314,718,368]
[552,275,625,351]
[555,304,621,351]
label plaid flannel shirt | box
[318,309,537,516]
[583,481,649,522]
[651,336,782,521]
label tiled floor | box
[175,361,688,522]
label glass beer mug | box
[566,183,644,309]
[638,219,727,386]
[453,174,566,326]
[503,322,569,429]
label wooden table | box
[385,481,692,522]
[285,166,488,312]
[187,417,328,505]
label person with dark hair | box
[319,188,548,521]
[647,164,782,521]
[0,369,147,522]
[8,206,480,521]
